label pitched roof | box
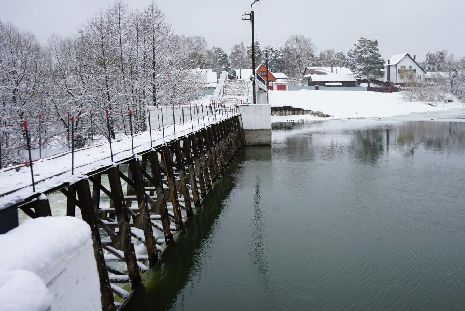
[273,72,288,80]
[304,66,353,75]
[303,67,356,82]
[385,53,427,74]
[388,53,408,65]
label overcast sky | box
[0,0,464,60]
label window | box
[409,66,412,69]
[401,65,406,69]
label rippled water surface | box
[126,119,465,311]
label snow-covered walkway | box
[0,113,239,210]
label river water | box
[125,117,465,311]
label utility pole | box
[243,0,260,104]
[265,50,270,104]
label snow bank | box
[269,90,462,119]
[0,217,90,272]
[0,270,51,311]
[0,217,101,311]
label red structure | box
[255,65,288,91]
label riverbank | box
[270,90,464,122]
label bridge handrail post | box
[105,110,114,163]
[22,120,36,192]
[161,106,165,141]
[71,116,75,175]
[172,105,176,135]
[128,109,134,155]
[147,107,153,149]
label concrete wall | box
[257,89,268,105]
[238,104,271,146]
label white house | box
[384,53,426,84]
[302,66,357,87]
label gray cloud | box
[0,0,464,60]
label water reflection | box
[124,161,239,311]
[277,121,465,164]
[352,129,385,164]
[249,177,270,283]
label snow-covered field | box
[270,90,464,121]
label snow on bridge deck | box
[0,112,239,211]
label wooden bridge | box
[0,108,244,310]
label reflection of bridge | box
[0,107,244,310]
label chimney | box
[413,55,416,61]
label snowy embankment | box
[0,217,99,311]
[270,90,464,121]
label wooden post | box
[66,185,76,216]
[147,151,174,245]
[199,130,212,190]
[75,180,116,311]
[128,159,158,267]
[184,136,200,207]
[173,140,194,217]
[161,147,184,230]
[191,132,207,199]
[107,166,142,289]
[35,195,52,217]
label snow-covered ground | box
[0,216,99,311]
[270,90,464,122]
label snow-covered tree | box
[0,0,208,166]
[247,41,263,68]
[423,50,449,72]
[0,22,49,165]
[347,37,384,83]
[264,47,285,73]
[209,47,230,75]
[282,35,315,78]
[229,43,248,69]
[317,49,348,67]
